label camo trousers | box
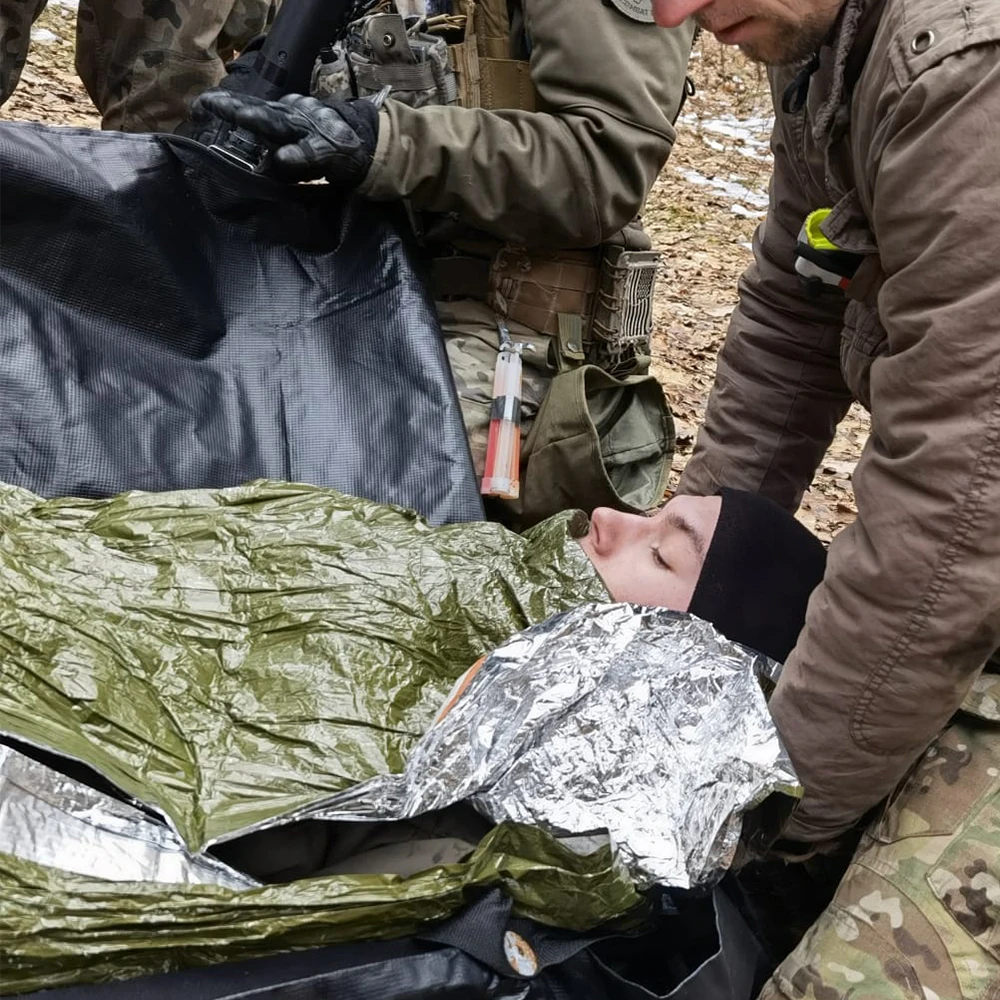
[0,0,276,131]
[759,703,1000,1000]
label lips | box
[708,15,754,43]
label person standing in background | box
[1,0,277,131]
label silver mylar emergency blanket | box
[304,603,800,889]
[0,744,253,889]
[0,605,798,893]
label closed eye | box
[651,546,671,571]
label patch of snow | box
[676,168,769,210]
[679,110,774,161]
[49,0,79,7]
[30,27,60,44]
[730,204,767,219]
[699,113,774,143]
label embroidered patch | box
[608,0,655,23]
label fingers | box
[270,140,318,182]
[278,93,329,116]
[193,91,308,145]
[272,132,349,182]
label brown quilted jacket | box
[680,0,1000,842]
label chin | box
[738,16,840,66]
[737,38,798,65]
[736,40,772,64]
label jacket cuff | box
[357,108,394,199]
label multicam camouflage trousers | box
[0,0,276,131]
[759,700,1000,1000]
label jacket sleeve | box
[776,43,1000,842]
[677,82,853,509]
[357,0,693,250]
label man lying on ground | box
[0,480,823,791]
[0,478,827,881]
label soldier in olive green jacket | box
[194,0,695,527]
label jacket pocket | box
[839,301,887,411]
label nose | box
[588,507,650,555]
[652,0,713,27]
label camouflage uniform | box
[759,673,1000,1000]
[1,0,276,131]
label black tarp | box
[17,885,769,1000]
[0,123,482,524]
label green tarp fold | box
[0,823,643,995]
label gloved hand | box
[189,91,380,187]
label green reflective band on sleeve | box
[803,208,839,251]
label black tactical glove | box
[190,91,380,187]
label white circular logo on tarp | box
[503,930,539,976]
[608,0,655,23]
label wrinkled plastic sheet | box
[0,591,795,889]
[304,604,799,889]
[0,824,639,997]
[0,604,795,995]
[0,744,253,890]
[0,122,481,525]
[0,481,605,853]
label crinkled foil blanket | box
[3,604,798,891]
[0,745,255,889]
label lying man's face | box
[578,495,722,611]
[651,0,844,65]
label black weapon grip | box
[244,0,358,101]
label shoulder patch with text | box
[607,0,655,23]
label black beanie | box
[688,488,827,664]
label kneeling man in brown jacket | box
[654,0,1000,860]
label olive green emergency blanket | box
[0,480,606,852]
[0,824,641,995]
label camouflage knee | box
[0,0,48,104]
[759,720,1000,1000]
[216,0,277,62]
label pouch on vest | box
[311,42,352,101]
[346,11,459,108]
[445,0,541,112]
[516,365,674,528]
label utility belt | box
[431,242,660,376]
